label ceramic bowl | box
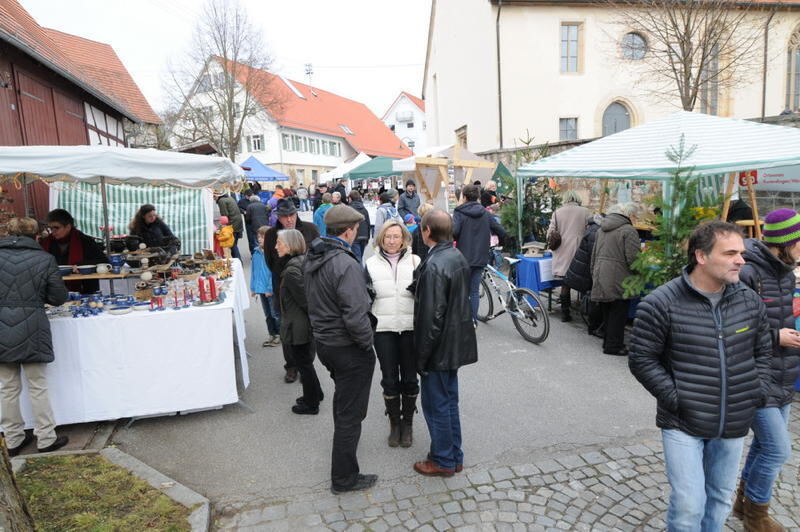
[76,265,96,275]
[58,265,74,276]
[132,302,150,311]
[108,306,132,315]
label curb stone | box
[11,448,210,532]
[101,447,210,532]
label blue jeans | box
[662,429,745,532]
[741,405,792,504]
[420,370,462,470]
[300,199,310,211]
[258,294,280,336]
[468,267,483,322]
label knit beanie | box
[762,208,800,247]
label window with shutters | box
[250,134,263,152]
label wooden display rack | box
[720,171,763,239]
[412,142,496,205]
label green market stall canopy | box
[345,156,401,180]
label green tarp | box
[345,156,400,180]
[56,183,208,255]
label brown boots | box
[733,480,784,531]
[742,497,785,531]
[384,396,401,447]
[400,394,417,448]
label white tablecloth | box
[4,260,250,427]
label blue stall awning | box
[241,156,288,182]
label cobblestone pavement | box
[213,400,800,531]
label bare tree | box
[606,0,767,112]
[166,0,285,160]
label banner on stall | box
[746,166,800,192]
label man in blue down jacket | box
[0,217,70,455]
[453,184,506,323]
[629,221,772,531]
[413,209,478,477]
[304,205,377,495]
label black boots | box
[560,293,572,322]
[400,394,417,448]
[384,395,401,447]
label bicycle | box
[476,254,550,344]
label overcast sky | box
[20,0,431,118]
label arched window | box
[602,102,631,136]
[787,28,800,112]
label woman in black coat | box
[276,228,323,415]
[129,204,176,249]
[734,208,800,528]
[0,217,70,455]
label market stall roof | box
[345,156,400,180]
[241,156,288,182]
[517,111,800,181]
[0,145,245,188]
[320,152,371,182]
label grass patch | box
[16,454,190,531]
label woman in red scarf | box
[40,209,107,294]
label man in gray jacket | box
[304,204,377,494]
[397,180,420,219]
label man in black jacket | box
[413,209,478,478]
[244,195,270,256]
[304,204,377,494]
[629,221,772,531]
[264,199,319,382]
[453,184,506,323]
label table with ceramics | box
[2,259,250,428]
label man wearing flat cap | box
[264,198,319,382]
[305,204,378,494]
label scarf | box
[41,228,84,266]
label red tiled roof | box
[402,91,425,112]
[0,0,160,124]
[222,59,412,159]
[45,29,161,124]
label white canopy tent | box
[516,111,800,240]
[0,145,245,187]
[518,111,800,180]
[319,152,371,183]
[0,145,245,251]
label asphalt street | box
[111,242,656,509]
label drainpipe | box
[761,9,777,121]
[496,0,504,149]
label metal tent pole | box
[100,177,111,252]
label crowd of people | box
[1,177,797,528]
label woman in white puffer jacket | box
[365,220,420,448]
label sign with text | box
[749,166,800,192]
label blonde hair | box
[277,229,307,256]
[375,220,411,252]
[7,217,39,238]
[417,202,434,218]
[257,225,270,250]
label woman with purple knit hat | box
[735,208,800,530]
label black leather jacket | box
[564,218,600,293]
[739,238,800,408]
[413,242,478,372]
[629,270,772,439]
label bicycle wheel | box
[509,287,550,344]
[476,277,493,322]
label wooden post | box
[598,179,610,213]
[746,173,762,239]
[720,172,737,221]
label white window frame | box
[250,134,264,152]
[560,23,581,73]
[559,118,578,141]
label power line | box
[312,63,423,70]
